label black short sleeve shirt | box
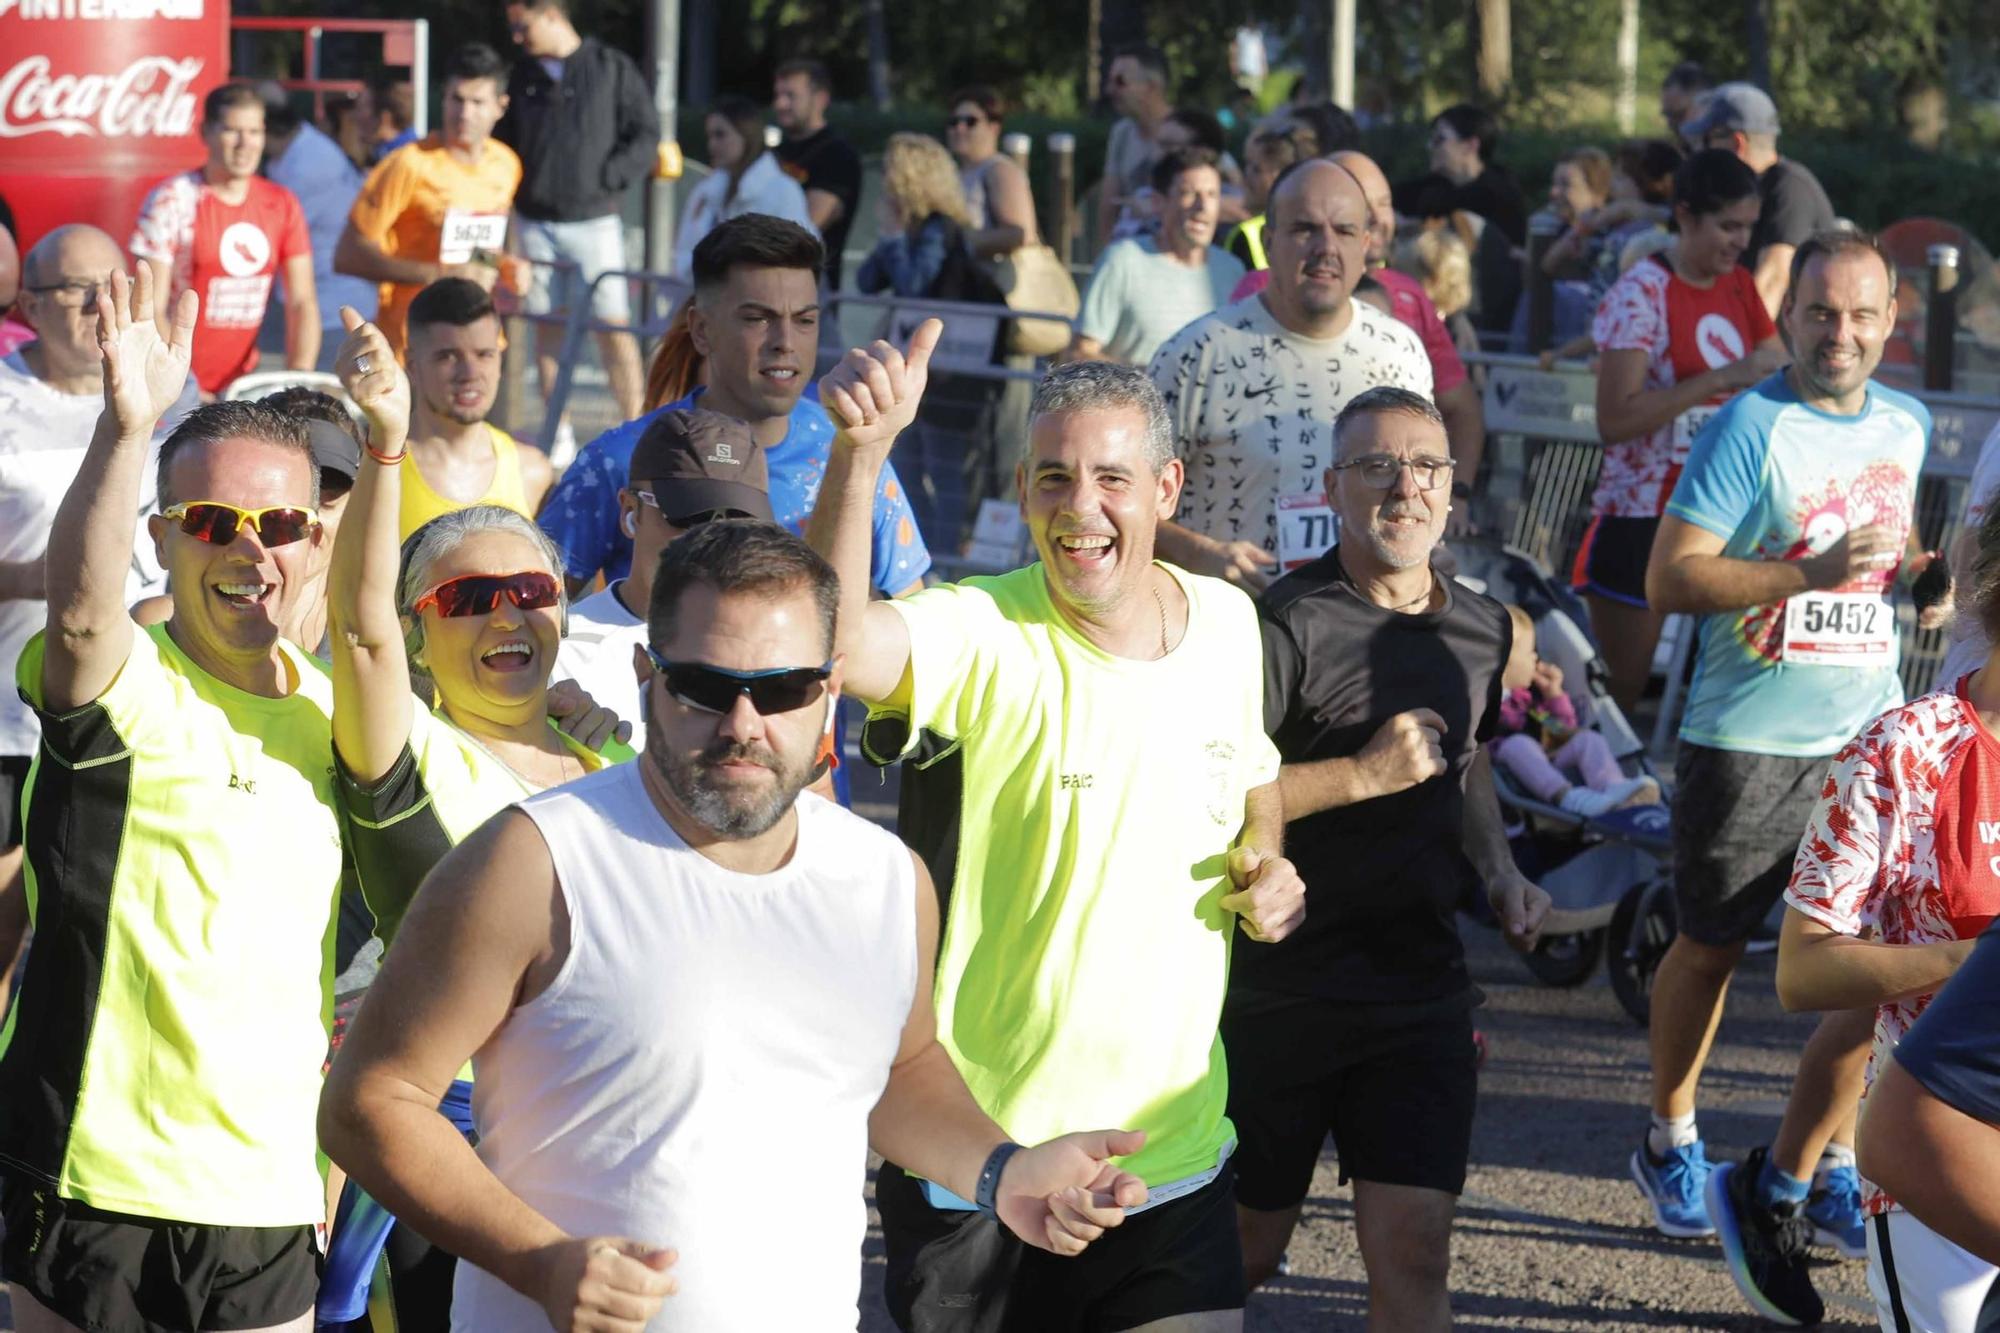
[1235,548,1512,1004]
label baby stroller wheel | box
[1520,928,1605,987]
[1607,879,1675,1027]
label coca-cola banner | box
[0,0,226,251]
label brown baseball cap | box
[628,408,773,522]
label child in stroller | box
[1494,605,1662,818]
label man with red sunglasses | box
[0,269,340,1333]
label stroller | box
[1445,536,1671,1021]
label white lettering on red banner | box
[0,55,201,139]
[0,0,201,18]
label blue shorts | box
[1572,515,1659,608]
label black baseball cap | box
[629,408,772,522]
[304,417,361,485]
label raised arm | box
[319,809,678,1328]
[803,322,943,704]
[328,308,419,786]
[1645,513,1901,616]
[39,267,197,713]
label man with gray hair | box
[810,323,1306,1330]
[1679,82,1835,317]
[1151,159,1432,592]
[1228,384,1549,1329]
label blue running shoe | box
[1630,1136,1715,1238]
[1806,1164,1868,1260]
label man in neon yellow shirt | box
[0,270,340,1331]
[809,323,1305,1330]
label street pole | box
[645,0,682,275]
[1331,0,1355,109]
[1615,0,1639,133]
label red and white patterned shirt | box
[130,171,310,395]
[1588,255,1774,518]
[1786,677,2000,1214]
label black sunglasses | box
[946,115,984,129]
[644,647,831,715]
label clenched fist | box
[1355,709,1449,800]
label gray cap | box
[1680,82,1781,140]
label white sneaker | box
[1559,786,1620,818]
[549,418,579,470]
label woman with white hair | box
[316,311,631,1325]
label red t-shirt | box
[131,172,310,394]
[1787,677,2000,1215]
[1590,256,1776,517]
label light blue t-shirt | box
[536,387,932,594]
[266,122,377,324]
[1667,372,1931,757]
[1076,236,1245,366]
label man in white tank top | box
[319,519,1154,1332]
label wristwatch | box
[1451,481,1474,501]
[974,1141,1023,1216]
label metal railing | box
[231,18,430,136]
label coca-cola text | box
[0,54,202,140]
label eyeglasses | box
[411,570,561,619]
[162,501,320,548]
[644,646,831,715]
[26,279,110,308]
[1331,454,1456,491]
[946,115,984,129]
[633,491,756,529]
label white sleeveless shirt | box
[450,764,918,1332]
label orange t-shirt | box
[347,134,522,355]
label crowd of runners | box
[4,20,2000,1333]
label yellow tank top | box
[397,426,534,540]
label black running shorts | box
[1,1178,319,1332]
[875,1157,1245,1332]
[1223,988,1479,1210]
[1671,742,1831,947]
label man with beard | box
[1069,147,1245,367]
[319,518,1152,1331]
[1151,159,1431,591]
[1229,385,1550,1330]
[395,277,552,538]
[812,338,1306,1330]
[1640,232,1933,1325]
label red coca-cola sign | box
[0,0,226,252]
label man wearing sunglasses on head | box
[0,269,337,1333]
[321,516,1153,1331]
[812,332,1307,1331]
[1229,386,1549,1330]
[554,406,770,744]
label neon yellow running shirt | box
[865,563,1278,1186]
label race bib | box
[1671,404,1720,450]
[1277,492,1337,571]
[1781,591,1895,667]
[440,211,509,265]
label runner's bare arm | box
[1646,514,1902,614]
[282,251,321,371]
[519,440,555,516]
[868,850,1150,1256]
[1753,244,1796,321]
[328,308,419,787]
[39,268,195,712]
[805,324,939,703]
[1463,748,1551,951]
[1438,380,1486,505]
[804,188,846,233]
[319,809,680,1326]
[334,221,442,288]
[1594,339,1782,445]
[1857,1059,2000,1266]
[1279,709,1449,820]
[1155,520,1277,591]
[1775,910,1975,1012]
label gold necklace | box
[1152,582,1172,657]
